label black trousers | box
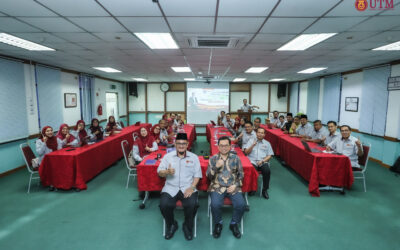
[252,162,271,190]
[159,191,198,230]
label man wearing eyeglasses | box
[158,133,202,241]
[207,136,245,239]
[326,125,363,169]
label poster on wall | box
[345,97,359,112]
[64,93,77,108]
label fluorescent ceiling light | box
[93,67,121,73]
[233,78,246,82]
[298,67,327,74]
[277,33,337,51]
[245,67,268,73]
[372,41,400,51]
[132,78,147,81]
[134,33,179,49]
[171,67,191,72]
[0,33,55,51]
[184,78,195,81]
[269,78,286,82]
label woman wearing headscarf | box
[88,118,104,141]
[151,124,162,145]
[71,120,90,146]
[105,115,122,133]
[56,124,79,148]
[35,126,61,164]
[131,127,158,162]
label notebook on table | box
[301,140,322,153]
[144,159,157,165]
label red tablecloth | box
[39,124,152,190]
[259,124,354,196]
[137,126,258,193]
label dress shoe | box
[165,220,178,240]
[229,223,241,239]
[182,222,193,241]
[262,189,269,199]
[248,191,256,196]
[213,223,223,238]
[244,205,250,212]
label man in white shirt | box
[322,121,340,145]
[269,111,279,125]
[305,120,329,144]
[223,113,235,129]
[158,133,202,241]
[293,114,313,138]
[326,125,363,168]
[235,121,256,149]
[240,99,259,112]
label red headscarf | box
[39,126,58,151]
[106,116,117,132]
[74,120,88,143]
[56,124,76,143]
[151,124,161,138]
[233,117,241,130]
[134,127,155,157]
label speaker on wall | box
[277,83,286,98]
[128,82,138,97]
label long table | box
[39,123,152,190]
[260,125,354,196]
[136,125,258,208]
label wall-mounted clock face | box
[160,83,170,92]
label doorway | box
[106,92,119,120]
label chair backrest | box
[121,140,131,170]
[132,132,138,142]
[20,143,36,173]
[134,121,141,126]
[119,121,125,128]
[358,143,371,170]
[210,120,216,126]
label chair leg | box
[259,178,263,197]
[244,193,249,206]
[126,172,131,189]
[241,216,244,235]
[27,173,33,194]
[209,207,213,235]
[194,212,197,238]
[363,174,367,192]
[163,219,166,236]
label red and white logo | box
[355,0,368,11]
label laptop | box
[301,140,322,153]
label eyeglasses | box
[218,144,230,148]
[176,143,188,146]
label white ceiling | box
[0,0,399,82]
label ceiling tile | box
[218,0,279,16]
[168,17,214,32]
[53,33,102,43]
[19,17,84,32]
[252,34,296,43]
[37,0,109,16]
[324,31,380,43]
[362,30,400,44]
[0,17,41,32]
[10,32,67,43]
[117,17,169,32]
[260,17,316,34]
[349,16,400,31]
[93,33,139,42]
[0,0,56,16]
[160,0,216,16]
[68,17,126,32]
[305,17,368,33]
[216,17,265,33]
[97,0,161,16]
[272,0,340,17]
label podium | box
[237,110,252,122]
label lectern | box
[237,110,252,122]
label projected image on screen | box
[187,82,229,124]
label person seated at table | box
[159,119,174,145]
[269,111,279,125]
[245,127,274,199]
[88,118,104,141]
[276,115,286,129]
[207,136,245,239]
[105,116,122,133]
[240,98,259,112]
[132,127,158,163]
[169,113,177,125]
[326,125,363,169]
[253,117,261,131]
[234,117,245,136]
[223,113,235,129]
[158,133,202,241]
[71,120,90,146]
[36,126,61,164]
[322,121,340,146]
[285,116,300,134]
[292,114,313,138]
[56,124,79,148]
[176,114,184,126]
[151,124,162,145]
[305,120,329,144]
[282,113,293,132]
[217,111,226,126]
[235,121,256,149]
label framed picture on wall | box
[345,97,359,112]
[64,93,77,108]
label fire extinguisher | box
[97,104,103,116]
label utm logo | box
[355,0,394,11]
[355,0,368,11]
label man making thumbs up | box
[158,133,202,241]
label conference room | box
[1,0,400,249]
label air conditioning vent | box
[187,36,241,48]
